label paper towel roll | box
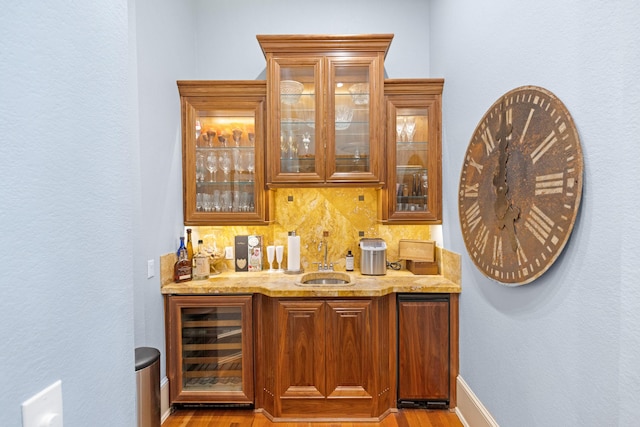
[287,235,300,272]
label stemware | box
[245,151,255,180]
[301,132,311,155]
[421,170,429,206]
[206,130,216,148]
[220,151,231,182]
[212,190,221,212]
[247,132,255,146]
[232,128,242,147]
[206,152,217,182]
[232,149,243,175]
[196,192,203,211]
[405,116,417,143]
[218,135,227,148]
[396,117,406,142]
[266,245,276,272]
[195,153,205,182]
[275,245,284,272]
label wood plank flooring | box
[163,408,463,427]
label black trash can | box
[135,347,161,427]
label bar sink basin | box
[296,272,354,287]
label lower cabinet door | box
[325,300,373,400]
[397,294,449,404]
[166,295,254,404]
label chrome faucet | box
[316,231,332,271]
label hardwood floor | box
[163,408,463,427]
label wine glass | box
[232,128,242,147]
[248,132,255,146]
[245,151,255,180]
[301,132,311,155]
[212,190,221,212]
[195,153,205,182]
[220,151,231,182]
[396,117,406,142]
[405,116,417,143]
[232,149,243,175]
[421,170,428,208]
[275,245,284,272]
[266,246,276,272]
[206,130,216,147]
[196,192,203,211]
[206,152,217,182]
[218,135,227,147]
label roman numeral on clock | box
[464,183,479,198]
[464,201,481,232]
[535,172,564,195]
[524,204,556,245]
[481,126,496,155]
[492,234,503,267]
[531,130,557,164]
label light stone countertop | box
[161,248,461,297]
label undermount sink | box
[296,271,354,287]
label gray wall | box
[431,0,640,425]
[0,2,136,425]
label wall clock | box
[458,86,583,285]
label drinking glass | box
[233,149,243,175]
[233,190,241,212]
[275,245,284,272]
[301,132,311,155]
[206,152,217,182]
[206,130,216,147]
[218,135,227,148]
[266,245,276,272]
[248,132,255,146]
[396,117,406,142]
[195,153,205,182]
[405,116,417,142]
[245,152,255,180]
[212,190,221,212]
[220,151,231,182]
[232,129,242,147]
[196,192,203,211]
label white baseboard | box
[161,377,170,424]
[455,376,499,427]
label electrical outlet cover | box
[22,380,63,427]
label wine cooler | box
[167,295,254,405]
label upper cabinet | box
[178,81,271,225]
[379,79,444,224]
[257,34,393,187]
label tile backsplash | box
[187,188,433,272]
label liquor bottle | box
[186,229,194,262]
[193,239,210,280]
[176,237,186,257]
[174,237,192,282]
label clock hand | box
[492,106,520,252]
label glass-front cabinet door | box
[167,295,254,404]
[258,34,392,186]
[178,81,271,225]
[328,58,382,183]
[274,59,324,183]
[380,79,444,223]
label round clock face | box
[458,86,583,285]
